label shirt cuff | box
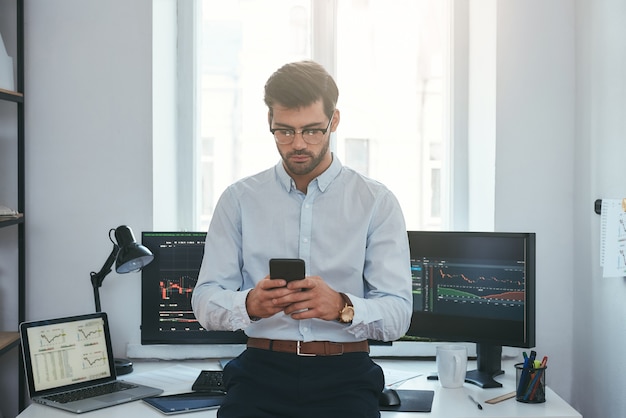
[230,289,256,329]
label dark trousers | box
[218,348,384,418]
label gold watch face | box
[339,305,354,323]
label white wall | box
[467,0,497,230]
[573,0,626,417]
[23,0,153,371]
[493,0,576,401]
[12,0,625,417]
[152,0,179,230]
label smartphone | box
[269,258,305,283]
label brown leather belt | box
[247,338,369,356]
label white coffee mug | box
[436,344,468,388]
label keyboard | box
[192,370,226,393]
[43,381,137,404]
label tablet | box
[142,392,225,415]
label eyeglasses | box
[270,113,333,145]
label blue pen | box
[517,355,531,395]
[517,350,536,396]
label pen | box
[516,352,532,394]
[516,349,537,400]
[468,394,483,410]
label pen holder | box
[515,362,546,403]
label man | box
[192,60,412,418]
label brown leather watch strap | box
[339,292,353,307]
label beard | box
[279,139,330,176]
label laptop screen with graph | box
[20,312,163,414]
[23,313,114,392]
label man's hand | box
[279,276,344,321]
[246,275,300,319]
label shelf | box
[0,215,24,228]
[0,331,20,356]
[1,0,26,413]
[0,88,24,103]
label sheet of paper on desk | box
[382,367,423,388]
[121,365,203,395]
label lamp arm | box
[90,244,118,312]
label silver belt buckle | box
[296,341,316,356]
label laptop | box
[20,312,163,414]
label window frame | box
[162,0,466,232]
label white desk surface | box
[17,358,582,418]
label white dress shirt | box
[191,155,412,343]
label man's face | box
[270,100,336,179]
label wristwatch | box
[338,293,354,324]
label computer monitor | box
[140,231,247,345]
[405,231,536,388]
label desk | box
[17,359,581,418]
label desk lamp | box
[89,225,154,375]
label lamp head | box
[91,225,154,313]
[113,225,154,273]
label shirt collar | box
[275,153,342,193]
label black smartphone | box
[269,258,305,282]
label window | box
[169,0,451,232]
[344,138,370,176]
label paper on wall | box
[600,198,626,278]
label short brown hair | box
[264,61,338,120]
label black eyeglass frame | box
[270,112,334,145]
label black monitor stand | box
[464,344,504,388]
